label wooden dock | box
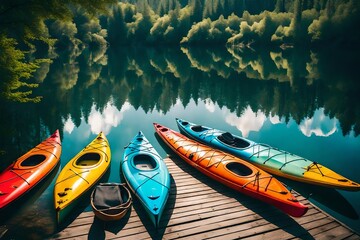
[50,157,359,240]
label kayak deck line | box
[50,157,359,240]
[134,171,160,193]
[53,169,90,186]
[164,133,289,195]
[83,145,110,163]
[123,142,163,160]
[196,127,312,168]
[0,171,32,185]
[33,142,61,157]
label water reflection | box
[225,105,268,138]
[16,46,354,139]
[0,164,60,239]
[299,108,337,137]
[280,178,359,220]
[86,101,131,135]
[1,44,360,170]
[1,45,360,236]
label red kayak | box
[154,123,308,218]
[0,130,62,210]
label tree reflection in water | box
[1,45,360,169]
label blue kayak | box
[121,131,171,227]
[176,118,360,191]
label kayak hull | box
[0,130,61,210]
[154,123,308,218]
[54,132,111,224]
[121,131,170,228]
[176,118,360,191]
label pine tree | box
[325,0,334,18]
[293,0,303,44]
[190,0,203,23]
[108,4,127,45]
[275,0,285,13]
[203,0,213,19]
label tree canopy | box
[0,0,115,102]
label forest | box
[0,0,359,103]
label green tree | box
[325,0,334,18]
[107,3,128,45]
[0,36,45,102]
[0,0,116,102]
[275,0,285,13]
[157,0,169,16]
[137,1,156,42]
[232,0,245,16]
[190,0,203,23]
[203,0,213,19]
[293,0,303,43]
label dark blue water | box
[0,46,359,238]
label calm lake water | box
[0,45,360,239]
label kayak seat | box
[191,125,207,132]
[134,155,157,170]
[219,132,235,145]
[219,132,251,148]
[226,162,253,176]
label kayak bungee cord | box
[192,127,313,171]
[84,136,110,162]
[135,172,169,193]
[305,162,324,176]
[33,141,61,158]
[240,173,287,194]
[0,171,32,185]
[123,142,162,160]
[54,169,90,185]
[172,135,229,168]
[278,157,309,170]
[69,168,90,184]
[166,132,290,195]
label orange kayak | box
[154,123,308,218]
[0,130,62,210]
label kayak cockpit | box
[19,154,47,167]
[226,162,253,176]
[218,132,251,148]
[75,153,101,167]
[133,154,157,170]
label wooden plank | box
[239,215,332,240]
[163,206,289,239]
[211,210,325,240]
[185,208,320,240]
[314,225,356,240]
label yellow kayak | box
[54,132,111,224]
